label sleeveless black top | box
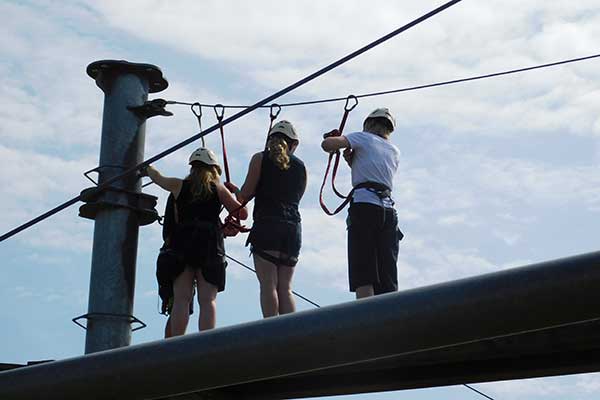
[162,194,176,242]
[175,180,221,224]
[253,151,306,223]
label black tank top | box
[253,151,306,223]
[175,180,221,224]
[162,193,176,242]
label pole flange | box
[87,60,168,94]
[79,186,158,226]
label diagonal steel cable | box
[0,0,463,243]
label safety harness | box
[319,96,396,216]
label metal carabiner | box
[214,104,225,122]
[269,103,281,120]
[191,102,205,146]
[344,94,359,112]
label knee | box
[197,288,217,305]
[277,285,292,298]
[174,287,194,305]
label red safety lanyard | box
[213,105,251,235]
[319,95,358,216]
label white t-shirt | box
[345,131,400,208]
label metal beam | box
[1,251,600,400]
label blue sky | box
[2,1,600,399]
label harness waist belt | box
[354,181,392,199]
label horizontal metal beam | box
[2,251,600,400]
[215,319,600,399]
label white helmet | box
[188,147,222,173]
[365,108,396,132]
[268,120,299,142]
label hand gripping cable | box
[319,95,358,216]
[213,105,250,235]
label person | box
[321,108,402,299]
[145,147,247,334]
[226,120,307,318]
[155,193,193,338]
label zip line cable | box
[167,53,600,109]
[0,0,463,243]
[224,252,497,400]
[464,384,496,400]
[224,254,321,309]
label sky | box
[1,0,600,399]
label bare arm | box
[238,152,263,202]
[216,182,248,220]
[321,136,351,153]
[146,165,183,198]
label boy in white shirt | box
[321,108,402,299]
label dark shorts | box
[172,222,227,292]
[247,219,302,266]
[347,202,403,294]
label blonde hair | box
[186,163,220,200]
[267,135,291,170]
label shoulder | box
[290,154,305,167]
[344,131,367,148]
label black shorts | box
[172,222,227,292]
[247,219,302,266]
[347,202,402,294]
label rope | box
[0,0,463,243]
[166,53,600,109]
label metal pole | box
[2,251,600,400]
[81,60,167,354]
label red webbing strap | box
[214,104,231,183]
[319,95,358,216]
[213,104,250,235]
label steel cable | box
[166,53,600,109]
[0,0,462,243]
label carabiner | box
[270,103,281,120]
[191,102,202,119]
[214,104,225,122]
[190,102,205,146]
[344,95,358,112]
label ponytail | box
[267,135,291,170]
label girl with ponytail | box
[226,120,307,318]
[145,147,247,334]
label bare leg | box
[196,270,218,331]
[277,265,296,315]
[254,252,279,318]
[164,316,172,339]
[356,284,374,299]
[171,267,195,336]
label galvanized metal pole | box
[79,60,168,354]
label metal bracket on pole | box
[72,313,147,332]
[128,98,173,119]
[79,186,159,226]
